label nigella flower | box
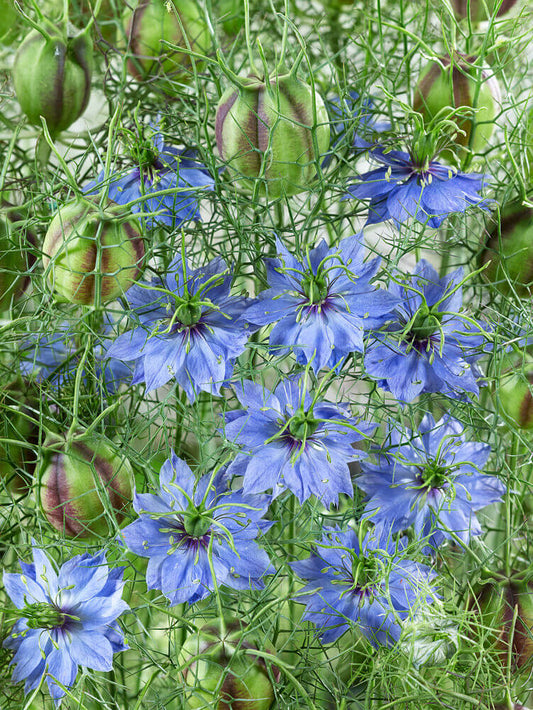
[364,259,489,402]
[107,255,254,400]
[245,233,397,373]
[3,546,128,705]
[85,126,214,228]
[19,322,132,394]
[223,377,375,506]
[344,147,491,228]
[291,526,437,646]
[356,414,505,552]
[121,451,274,606]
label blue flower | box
[107,256,254,400]
[245,234,397,373]
[344,148,491,228]
[364,259,489,402]
[224,377,375,506]
[356,414,505,552]
[291,526,437,646]
[121,451,274,606]
[19,322,132,394]
[3,546,128,705]
[86,128,214,228]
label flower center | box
[408,304,442,341]
[301,272,329,305]
[351,552,380,591]
[420,459,448,489]
[287,408,320,440]
[182,507,212,538]
[174,301,203,327]
[23,602,78,630]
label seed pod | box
[42,200,145,305]
[480,205,533,297]
[0,0,19,44]
[0,386,39,494]
[413,54,500,156]
[216,0,244,36]
[0,213,28,312]
[179,620,280,709]
[13,20,93,137]
[124,0,210,82]
[39,435,134,538]
[472,576,533,671]
[451,0,518,22]
[497,357,533,430]
[215,73,330,197]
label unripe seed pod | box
[497,357,533,430]
[451,0,518,22]
[413,54,500,156]
[216,73,330,198]
[39,435,134,538]
[480,206,533,297]
[216,0,244,36]
[124,0,210,82]
[178,620,280,709]
[472,576,533,671]
[13,21,93,137]
[0,0,19,44]
[0,386,39,494]
[42,200,145,305]
[0,213,29,312]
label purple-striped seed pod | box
[451,0,518,22]
[413,54,500,155]
[124,0,210,82]
[39,435,134,538]
[497,357,533,431]
[480,205,533,297]
[13,20,93,137]
[179,620,280,709]
[215,73,330,198]
[42,199,145,305]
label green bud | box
[497,357,533,431]
[216,0,244,36]
[42,200,145,305]
[179,620,280,710]
[39,434,134,538]
[13,21,93,137]
[413,53,500,159]
[480,205,533,297]
[124,0,210,83]
[215,73,330,197]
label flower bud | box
[413,54,500,156]
[480,205,533,297]
[178,620,280,709]
[42,200,145,305]
[497,357,533,430]
[124,0,210,82]
[451,0,518,22]
[215,73,330,197]
[39,434,134,538]
[471,575,533,671]
[13,21,93,137]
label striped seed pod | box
[498,358,533,431]
[413,54,500,155]
[39,435,134,538]
[179,620,280,709]
[480,205,533,297]
[42,200,144,305]
[215,73,330,198]
[451,0,518,22]
[13,20,93,137]
[124,0,210,82]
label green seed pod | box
[413,54,500,156]
[42,200,145,305]
[472,576,533,671]
[13,21,93,137]
[39,434,134,538]
[0,386,39,494]
[480,205,533,297]
[124,0,210,82]
[215,73,330,197]
[497,357,533,430]
[178,620,280,709]
[0,213,29,312]
[215,0,244,36]
[0,0,19,44]
[451,0,518,22]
